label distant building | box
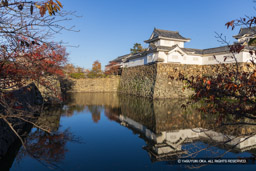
[111,28,256,68]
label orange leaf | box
[56,0,63,8]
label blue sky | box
[55,0,255,69]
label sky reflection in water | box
[8,93,256,171]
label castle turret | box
[144,28,190,48]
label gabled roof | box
[121,44,256,63]
[233,27,256,39]
[202,46,230,55]
[182,46,230,55]
[111,54,131,63]
[145,28,190,43]
[184,45,256,55]
[123,48,156,62]
[156,45,178,52]
[154,45,231,55]
[181,48,203,55]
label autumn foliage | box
[92,60,101,73]
[1,43,67,90]
[105,61,121,75]
[180,17,256,126]
[87,60,104,78]
[35,0,63,17]
[0,0,71,151]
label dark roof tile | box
[154,28,189,40]
[182,46,230,55]
[233,27,256,39]
[111,54,131,62]
[181,48,203,54]
[145,28,190,43]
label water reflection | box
[16,129,70,167]
[63,93,256,164]
[87,106,102,123]
[117,95,256,163]
[0,105,81,170]
[19,107,82,169]
[2,92,256,170]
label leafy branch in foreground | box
[179,13,256,127]
[0,0,75,153]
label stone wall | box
[119,64,157,98]
[65,63,249,99]
[68,76,120,93]
[4,76,62,104]
[35,76,62,104]
[119,63,194,99]
[119,63,249,99]
[154,63,195,99]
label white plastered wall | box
[123,50,253,67]
[202,53,244,65]
[159,39,184,48]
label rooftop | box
[146,44,230,55]
[233,27,256,39]
[111,54,131,62]
[145,28,190,43]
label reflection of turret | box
[116,95,256,162]
[104,107,121,121]
[118,114,256,162]
[118,115,187,161]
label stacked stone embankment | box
[68,76,120,93]
[119,63,248,99]
[65,63,249,99]
[119,64,157,98]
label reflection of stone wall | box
[118,94,256,136]
[118,95,203,133]
[120,63,250,99]
[67,93,120,108]
[68,76,120,93]
[153,99,200,132]
[118,95,156,130]
[36,107,62,132]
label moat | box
[3,93,256,171]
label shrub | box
[69,73,85,79]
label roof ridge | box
[183,47,203,51]
[154,28,179,33]
[202,45,229,51]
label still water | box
[4,93,256,170]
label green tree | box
[130,43,146,54]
